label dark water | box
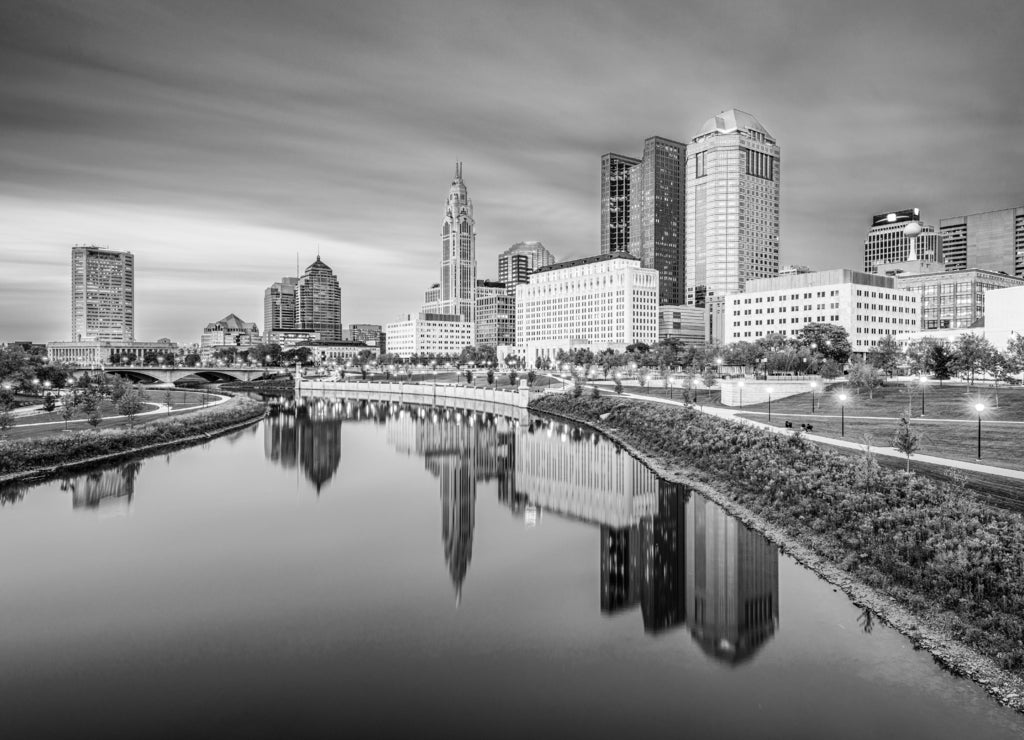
[1,398,1021,740]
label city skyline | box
[2,0,1024,343]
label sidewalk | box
[8,393,230,431]
[613,390,1024,482]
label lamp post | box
[839,393,847,436]
[919,376,927,416]
[737,380,744,407]
[975,402,985,459]
[766,386,773,422]
[809,381,817,413]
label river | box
[0,397,1021,739]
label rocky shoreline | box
[530,399,1024,715]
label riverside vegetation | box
[0,395,265,477]
[530,394,1024,678]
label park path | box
[9,393,230,431]
[542,376,1024,482]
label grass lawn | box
[4,388,224,441]
[735,383,1024,473]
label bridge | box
[70,365,284,385]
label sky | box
[1,0,1022,344]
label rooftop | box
[694,109,773,140]
[533,252,640,274]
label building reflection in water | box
[264,400,342,494]
[262,398,778,662]
[59,461,141,512]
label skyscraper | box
[71,245,134,341]
[685,109,780,306]
[629,136,686,305]
[438,162,476,323]
[939,206,1024,276]
[497,241,555,287]
[601,153,640,254]
[297,256,342,341]
[263,276,298,334]
[863,208,942,273]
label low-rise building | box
[725,269,918,352]
[200,313,260,361]
[298,341,378,366]
[384,312,475,359]
[659,305,705,344]
[265,329,322,347]
[892,268,1024,331]
[515,253,659,364]
[46,339,178,366]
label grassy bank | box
[0,396,265,477]
[530,394,1024,678]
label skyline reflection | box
[262,400,779,663]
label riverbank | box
[529,394,1024,713]
[0,396,266,483]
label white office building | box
[515,253,659,364]
[724,269,918,352]
[384,312,475,359]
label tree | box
[458,345,479,366]
[625,342,651,355]
[60,395,77,430]
[951,334,992,386]
[108,375,129,404]
[526,370,536,386]
[722,341,763,370]
[701,366,718,399]
[534,356,551,371]
[281,347,313,366]
[463,369,473,385]
[613,376,624,395]
[819,359,843,379]
[891,416,920,473]
[798,323,852,365]
[486,368,495,386]
[117,389,146,428]
[848,360,883,399]
[1006,332,1024,380]
[572,375,584,398]
[929,342,954,384]
[80,390,102,429]
[0,407,13,437]
[41,392,57,412]
[590,383,600,399]
[867,335,902,377]
[507,370,518,387]
[211,347,237,365]
[183,352,202,367]
[163,389,174,416]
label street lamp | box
[919,375,927,416]
[839,393,848,437]
[737,380,744,407]
[975,402,985,459]
[766,386,773,422]
[809,380,817,413]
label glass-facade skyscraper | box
[685,109,780,307]
[297,256,342,341]
[600,153,640,255]
[71,245,134,341]
[497,241,555,287]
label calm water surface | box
[1,398,1022,739]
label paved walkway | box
[9,394,230,431]
[597,387,1024,482]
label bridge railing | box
[295,378,531,412]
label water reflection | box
[263,400,780,663]
[59,462,141,512]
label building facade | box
[263,277,298,336]
[629,136,686,305]
[940,206,1024,276]
[497,241,555,287]
[296,257,343,341]
[384,312,475,358]
[46,339,177,366]
[71,245,135,342]
[863,208,942,273]
[515,254,659,364]
[438,162,477,323]
[474,280,515,348]
[200,313,261,361]
[601,153,641,254]
[893,268,1024,330]
[658,305,705,344]
[725,269,918,352]
[685,109,780,307]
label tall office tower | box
[629,136,686,305]
[601,153,640,254]
[939,206,1024,276]
[685,109,780,307]
[497,241,555,286]
[863,208,942,273]
[438,162,477,323]
[296,256,343,341]
[71,245,135,341]
[263,276,298,335]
